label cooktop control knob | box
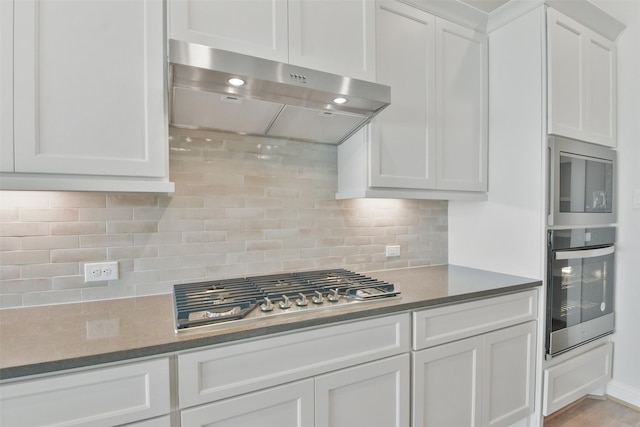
[312,291,325,304]
[296,293,308,307]
[260,297,274,312]
[327,289,340,302]
[279,295,292,309]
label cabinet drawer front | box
[413,289,538,350]
[0,358,170,427]
[181,379,314,427]
[543,342,612,416]
[178,313,410,407]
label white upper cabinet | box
[168,0,289,64]
[168,0,376,81]
[2,0,173,192]
[288,0,375,81]
[547,7,616,147]
[369,1,436,191]
[436,19,488,191]
[337,0,487,200]
[0,0,13,173]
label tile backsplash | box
[0,128,447,308]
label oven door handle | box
[555,245,615,260]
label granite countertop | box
[0,265,541,380]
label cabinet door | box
[0,0,12,172]
[435,18,488,191]
[547,8,616,147]
[288,0,375,81]
[482,321,537,427]
[13,0,167,178]
[181,379,314,427]
[169,0,288,63]
[315,354,410,427]
[413,336,483,427]
[369,1,436,190]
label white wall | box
[592,0,640,408]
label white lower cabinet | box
[543,341,613,416]
[315,354,410,427]
[181,379,315,427]
[181,354,410,427]
[177,314,411,427]
[412,290,538,427]
[0,358,171,427]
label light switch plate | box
[634,189,640,209]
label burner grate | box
[173,269,399,330]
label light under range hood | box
[168,40,391,145]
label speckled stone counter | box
[0,265,541,380]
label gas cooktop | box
[172,269,400,331]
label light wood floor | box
[544,397,640,427]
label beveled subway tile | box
[21,235,79,250]
[0,237,20,251]
[0,278,51,294]
[106,221,158,234]
[133,232,182,246]
[51,221,106,235]
[134,207,184,221]
[108,245,158,260]
[182,231,226,244]
[81,285,135,302]
[23,289,82,306]
[0,191,50,208]
[80,234,133,248]
[50,192,106,208]
[158,266,205,282]
[0,293,22,309]
[52,275,90,290]
[158,219,204,232]
[79,208,133,221]
[20,208,78,222]
[0,222,49,237]
[22,262,79,279]
[107,194,158,208]
[158,243,206,257]
[0,250,50,265]
[246,240,282,251]
[158,195,205,209]
[0,265,20,280]
[0,208,19,221]
[51,248,106,263]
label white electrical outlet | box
[385,245,401,257]
[84,261,119,283]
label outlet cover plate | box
[84,261,118,283]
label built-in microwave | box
[548,136,616,227]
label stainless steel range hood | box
[168,40,391,145]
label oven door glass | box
[559,153,613,214]
[550,246,614,333]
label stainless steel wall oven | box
[546,227,615,358]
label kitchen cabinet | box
[315,354,410,427]
[336,1,487,200]
[0,0,12,173]
[178,313,410,426]
[412,290,538,427]
[547,8,617,147]
[168,0,376,82]
[542,341,612,416]
[0,0,173,192]
[0,357,171,427]
[181,379,315,427]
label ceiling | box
[458,0,510,13]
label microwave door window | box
[585,160,613,213]
[559,154,613,214]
